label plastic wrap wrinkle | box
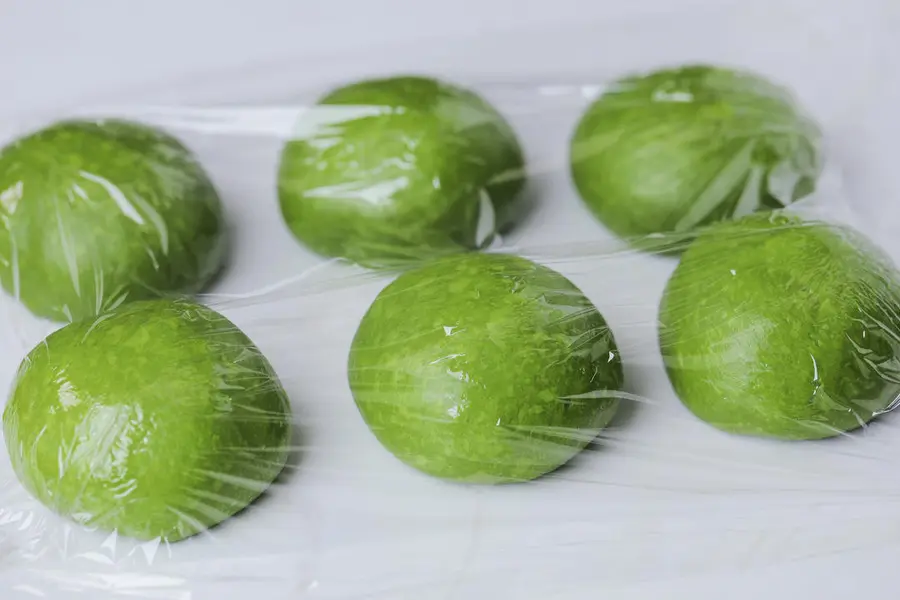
[1,5,899,599]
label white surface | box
[0,0,769,115]
[2,1,900,599]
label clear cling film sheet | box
[1,3,899,599]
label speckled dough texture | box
[570,65,821,239]
[659,212,900,440]
[0,119,227,322]
[3,299,292,542]
[278,76,526,267]
[348,252,623,483]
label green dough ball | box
[570,65,821,240]
[278,76,526,267]
[348,253,623,483]
[659,212,900,440]
[0,119,227,322]
[3,299,291,542]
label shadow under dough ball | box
[570,65,821,240]
[3,299,292,542]
[659,212,900,440]
[0,119,227,322]
[348,252,623,483]
[278,76,526,268]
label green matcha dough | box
[3,299,291,542]
[570,65,821,240]
[348,252,623,483]
[278,76,526,267]
[0,119,227,322]
[659,212,900,440]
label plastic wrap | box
[2,3,899,599]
